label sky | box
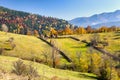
[0,0,120,20]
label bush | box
[111,68,119,80]
[27,65,39,79]
[12,59,27,75]
[12,59,39,79]
[0,48,4,55]
[90,33,101,46]
[7,37,16,50]
[98,67,108,80]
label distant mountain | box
[69,10,120,28]
[92,21,120,28]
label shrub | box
[12,59,27,75]
[90,33,101,46]
[7,37,14,43]
[12,59,39,79]
[27,65,39,79]
[7,37,16,50]
[3,37,16,50]
[98,67,108,80]
[111,68,119,80]
[0,48,4,55]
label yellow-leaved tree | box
[50,27,58,38]
[63,24,73,35]
[75,27,86,34]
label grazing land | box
[49,38,88,57]
[0,31,120,80]
[0,55,97,80]
[0,31,52,62]
[71,32,120,53]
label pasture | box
[0,55,97,80]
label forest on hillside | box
[0,6,71,36]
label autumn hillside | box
[0,6,71,35]
[0,31,97,80]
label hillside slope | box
[0,6,70,34]
[0,55,97,80]
[0,31,52,61]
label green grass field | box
[0,31,119,60]
[51,38,88,57]
[103,32,120,53]
[0,31,97,80]
[71,32,120,53]
[0,55,97,80]
[0,31,52,61]
[0,31,119,79]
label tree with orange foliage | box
[34,30,39,37]
[108,26,117,32]
[75,27,86,34]
[50,27,58,38]
[63,24,73,35]
[98,26,108,32]
[27,29,33,35]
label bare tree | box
[90,33,101,46]
[50,39,58,68]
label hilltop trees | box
[34,30,39,37]
[98,26,108,32]
[75,27,86,34]
[0,6,70,37]
[50,28,58,38]
[108,26,117,32]
[62,24,73,35]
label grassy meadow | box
[0,31,120,80]
[71,32,120,53]
[0,31,52,61]
[0,55,97,80]
[50,38,88,58]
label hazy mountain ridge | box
[92,21,120,28]
[69,10,120,27]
